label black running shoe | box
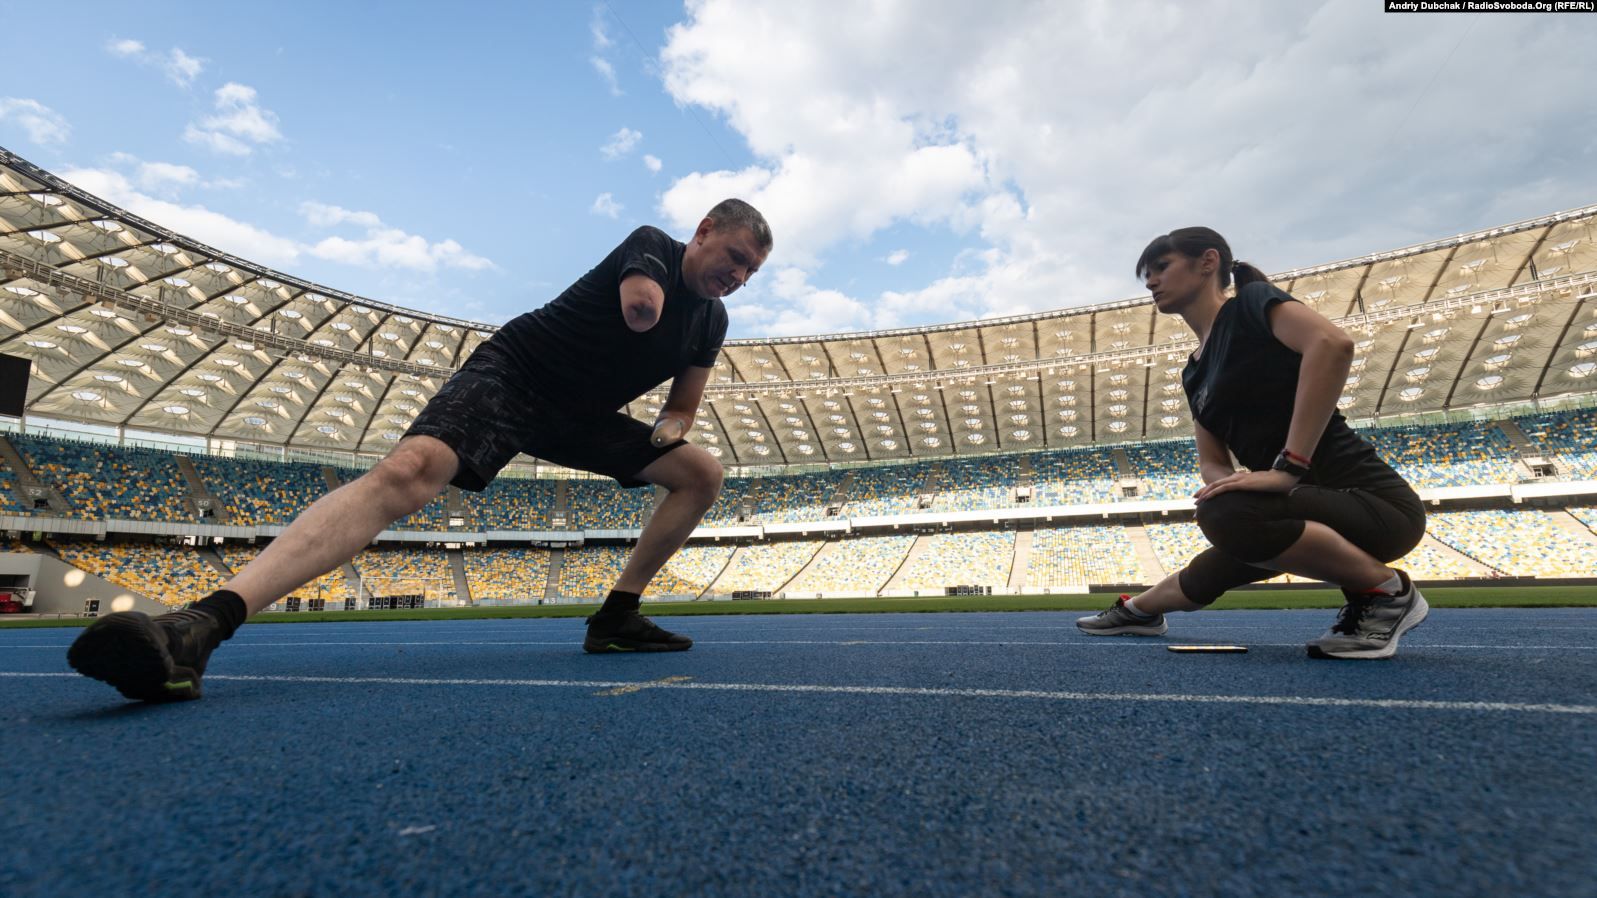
[66,608,225,702]
[583,611,693,654]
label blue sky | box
[2,1,1595,340]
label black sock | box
[189,590,248,640]
[597,589,641,617]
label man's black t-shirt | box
[487,226,728,413]
[1182,282,1405,490]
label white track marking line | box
[4,670,1593,716]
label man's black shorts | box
[403,345,688,492]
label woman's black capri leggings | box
[1178,483,1427,605]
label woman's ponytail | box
[1230,260,1269,292]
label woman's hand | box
[1193,469,1299,503]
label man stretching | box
[68,199,772,701]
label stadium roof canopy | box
[4,145,1597,469]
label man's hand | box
[651,415,687,447]
[1193,469,1299,503]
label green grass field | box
[2,584,1592,628]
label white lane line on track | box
[4,670,1593,716]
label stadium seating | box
[784,535,915,596]
[52,539,225,606]
[932,456,1024,512]
[754,472,840,523]
[650,544,736,596]
[557,545,631,598]
[350,547,457,600]
[1519,409,1597,480]
[1426,509,1597,578]
[1029,448,1119,506]
[846,463,935,516]
[192,454,329,526]
[12,434,192,521]
[895,530,1016,591]
[1126,442,1203,500]
[0,463,27,514]
[1027,526,1143,588]
[464,478,556,531]
[1363,421,1519,488]
[464,547,550,602]
[567,480,653,530]
[712,540,824,593]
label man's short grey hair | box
[706,198,773,251]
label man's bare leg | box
[226,435,461,615]
[67,436,461,701]
[583,444,721,653]
[613,444,723,594]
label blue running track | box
[2,608,1595,897]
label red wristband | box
[1282,449,1312,467]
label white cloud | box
[590,7,614,49]
[104,38,205,87]
[164,48,204,87]
[643,154,662,173]
[59,167,301,265]
[183,126,252,156]
[300,202,495,272]
[53,164,493,275]
[601,127,643,159]
[106,38,145,58]
[185,82,281,155]
[884,249,909,266]
[299,201,383,229]
[590,7,622,95]
[590,56,621,96]
[658,1,1597,334]
[591,192,623,218]
[0,98,69,145]
[137,161,200,190]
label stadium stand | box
[1028,526,1144,588]
[1029,448,1120,506]
[567,481,653,530]
[191,454,329,526]
[1364,421,1520,488]
[52,539,224,606]
[464,548,551,602]
[895,530,1016,591]
[1426,509,1597,578]
[12,434,191,521]
[0,463,27,514]
[933,457,1024,511]
[784,534,915,596]
[558,545,631,598]
[754,472,840,523]
[350,547,457,600]
[846,464,934,516]
[1126,443,1203,500]
[650,544,737,596]
[1519,409,1597,480]
[712,540,824,593]
[464,478,556,531]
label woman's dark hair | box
[1135,226,1269,292]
